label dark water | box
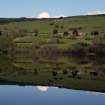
[0,85,105,105]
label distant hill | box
[0,14,105,34]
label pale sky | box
[0,0,105,18]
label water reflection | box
[37,86,49,92]
[86,91,105,96]
[0,85,105,105]
[0,51,105,92]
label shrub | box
[55,24,59,28]
[49,22,54,26]
[52,71,58,76]
[61,26,64,29]
[72,29,79,36]
[34,29,39,36]
[63,70,68,75]
[63,31,69,36]
[71,70,79,78]
[91,31,99,36]
[0,31,2,36]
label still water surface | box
[0,85,105,105]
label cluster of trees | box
[51,23,105,39]
[0,18,36,25]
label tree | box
[55,24,59,28]
[49,22,54,26]
[34,29,39,36]
[53,29,58,37]
[34,69,38,75]
[91,31,99,36]
[63,70,68,75]
[63,31,69,37]
[61,26,64,29]
[72,29,79,36]
[78,27,83,30]
[72,70,79,78]
[0,31,2,36]
[52,71,58,76]
[18,28,28,37]
[59,17,64,19]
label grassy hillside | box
[0,15,105,34]
[0,14,105,48]
[0,15,105,64]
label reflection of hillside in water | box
[13,48,105,79]
[0,52,105,93]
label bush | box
[55,24,59,28]
[34,69,38,75]
[52,71,58,76]
[91,31,99,36]
[71,70,79,78]
[61,26,64,29]
[0,31,2,36]
[63,70,68,75]
[49,22,54,26]
[63,31,69,36]
[72,29,79,36]
[34,29,39,36]
[53,29,58,35]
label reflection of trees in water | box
[8,53,105,81]
[0,52,105,92]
